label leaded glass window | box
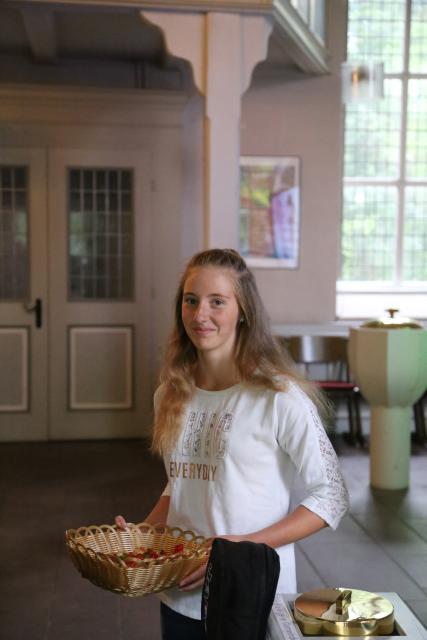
[342,186,398,280]
[68,168,134,300]
[0,167,29,300]
[341,0,427,286]
[403,186,427,280]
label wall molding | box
[0,84,187,127]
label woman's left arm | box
[178,506,325,591]
[231,504,327,547]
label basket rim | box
[65,521,212,568]
[66,521,211,542]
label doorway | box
[0,147,152,441]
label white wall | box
[241,0,347,324]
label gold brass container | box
[361,308,423,330]
[294,588,395,636]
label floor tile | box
[406,519,427,542]
[405,599,427,629]
[1,438,426,640]
[119,595,162,640]
[298,539,426,599]
[397,556,427,589]
[295,546,327,592]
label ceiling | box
[0,5,165,62]
[0,2,305,89]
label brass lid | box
[294,588,395,636]
[361,308,423,329]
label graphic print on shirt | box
[169,410,234,483]
[182,410,233,458]
[182,411,207,456]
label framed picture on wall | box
[239,156,301,269]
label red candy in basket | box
[115,542,185,567]
[65,522,211,597]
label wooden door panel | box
[0,327,29,411]
[48,149,152,440]
[0,149,48,441]
[69,325,133,410]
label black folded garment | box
[201,538,280,640]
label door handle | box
[25,298,43,328]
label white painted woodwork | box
[0,148,48,440]
[337,290,427,320]
[140,12,206,94]
[204,12,244,248]
[144,10,272,248]
[0,328,29,412]
[69,326,133,409]
[48,148,151,440]
[272,0,328,73]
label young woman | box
[116,248,349,640]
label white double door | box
[0,147,152,441]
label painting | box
[239,156,300,268]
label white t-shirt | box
[157,381,350,620]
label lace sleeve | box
[275,386,350,530]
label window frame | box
[337,0,427,318]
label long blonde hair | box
[151,248,328,455]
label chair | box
[284,335,364,447]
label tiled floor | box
[1,437,426,640]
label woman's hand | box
[178,562,208,591]
[178,534,244,591]
[115,515,128,530]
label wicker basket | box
[66,522,211,597]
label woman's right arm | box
[143,494,170,525]
[115,494,170,529]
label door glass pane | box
[68,168,134,300]
[0,166,29,300]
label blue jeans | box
[160,602,205,640]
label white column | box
[141,10,272,249]
[370,406,411,490]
